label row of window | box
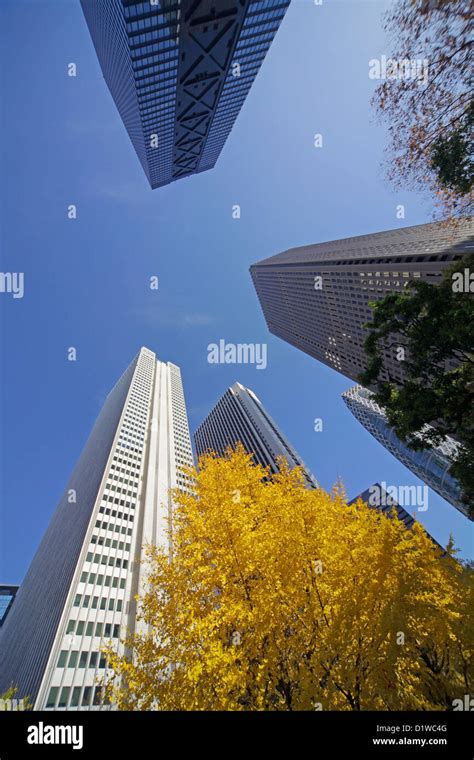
[75,587,124,613]
[98,506,134,521]
[57,647,110,670]
[89,537,130,551]
[76,572,126,589]
[85,553,129,569]
[73,587,125,608]
[46,684,108,709]
[66,616,121,636]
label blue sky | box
[1,0,472,583]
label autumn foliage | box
[104,447,472,710]
[373,0,472,220]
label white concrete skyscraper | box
[194,382,318,488]
[0,347,193,710]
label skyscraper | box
[348,484,416,529]
[194,381,318,488]
[342,385,468,520]
[250,221,473,383]
[0,348,193,709]
[80,0,290,189]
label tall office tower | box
[250,220,473,383]
[348,484,416,529]
[80,0,290,189]
[194,381,318,488]
[0,348,193,710]
[342,385,469,520]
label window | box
[86,622,94,637]
[73,594,81,607]
[68,651,78,668]
[58,687,70,708]
[89,652,98,668]
[46,687,58,709]
[104,624,112,638]
[79,651,88,668]
[100,598,107,610]
[76,621,85,635]
[82,686,92,707]
[70,687,81,708]
[95,623,103,637]
[66,620,75,634]
[57,650,68,668]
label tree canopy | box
[359,253,474,514]
[104,447,472,710]
[373,0,472,220]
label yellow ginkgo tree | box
[104,445,473,711]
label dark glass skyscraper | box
[348,485,441,548]
[195,381,318,488]
[250,221,473,383]
[348,484,416,529]
[80,0,290,189]
[343,385,468,520]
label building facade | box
[349,484,415,529]
[0,347,193,709]
[250,221,473,383]
[0,585,19,627]
[194,381,318,488]
[80,0,290,189]
[342,385,468,520]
